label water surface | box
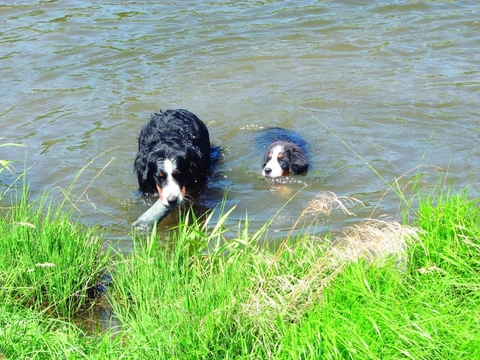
[1,1,479,246]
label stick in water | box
[132,199,173,230]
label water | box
[1,1,479,247]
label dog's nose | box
[264,167,272,175]
[166,195,178,206]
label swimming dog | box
[259,127,308,177]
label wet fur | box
[134,109,211,206]
[259,127,308,177]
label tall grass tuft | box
[412,187,480,277]
[2,156,479,358]
[109,206,264,358]
[108,196,421,358]
[107,187,480,359]
[0,179,111,317]
[275,188,480,359]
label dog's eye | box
[277,153,284,159]
[172,170,181,179]
[158,172,166,180]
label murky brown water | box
[1,1,479,248]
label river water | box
[1,1,479,248]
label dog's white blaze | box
[262,145,284,177]
[161,159,182,206]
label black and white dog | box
[133,109,211,228]
[258,127,308,177]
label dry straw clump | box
[240,192,421,334]
[280,191,363,248]
[303,191,363,217]
[332,219,420,263]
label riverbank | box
[1,181,479,359]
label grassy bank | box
[1,181,479,359]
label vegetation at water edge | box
[0,170,479,359]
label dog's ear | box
[289,146,308,175]
[134,151,154,184]
[187,146,209,182]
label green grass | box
[106,187,480,359]
[0,181,112,317]
[1,178,480,359]
[272,188,480,359]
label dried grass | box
[332,219,420,263]
[277,191,363,255]
[303,191,363,217]
[241,216,421,334]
